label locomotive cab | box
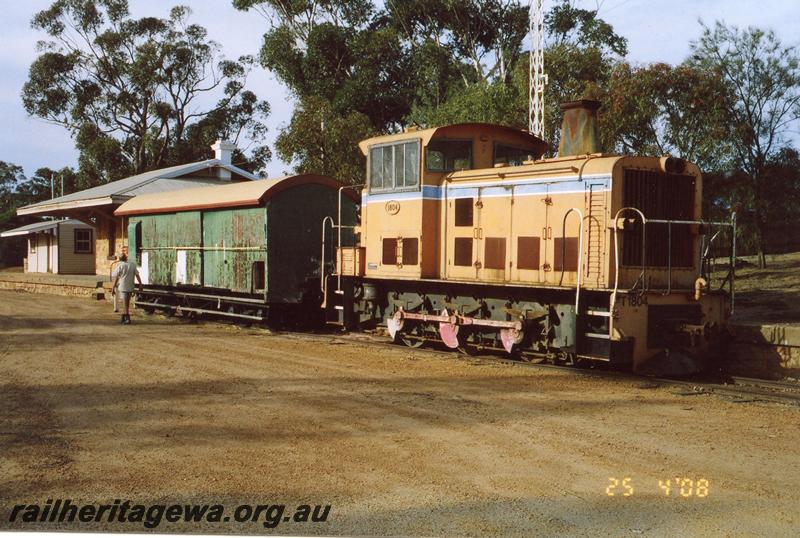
[357,124,547,281]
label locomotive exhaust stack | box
[558,99,602,157]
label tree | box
[275,96,374,184]
[601,62,734,170]
[23,1,270,184]
[234,0,408,178]
[690,21,800,267]
[0,163,26,228]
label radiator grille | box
[622,169,695,267]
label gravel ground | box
[0,290,798,537]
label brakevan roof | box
[0,218,89,237]
[358,123,548,156]
[114,174,357,216]
[16,159,261,216]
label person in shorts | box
[112,253,143,324]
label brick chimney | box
[558,99,601,157]
[211,139,236,180]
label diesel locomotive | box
[323,100,735,375]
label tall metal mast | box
[528,0,547,138]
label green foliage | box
[23,1,271,185]
[689,21,800,266]
[275,96,374,184]
[236,0,405,178]
[601,62,734,169]
[407,81,524,128]
[0,162,26,227]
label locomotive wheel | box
[456,332,479,356]
[400,324,425,348]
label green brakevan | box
[115,174,358,323]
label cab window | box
[426,139,472,172]
[494,144,531,166]
[369,141,420,192]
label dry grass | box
[711,251,800,324]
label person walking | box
[111,253,143,324]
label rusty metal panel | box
[133,212,202,286]
[454,198,474,226]
[484,237,506,270]
[453,237,473,267]
[401,238,418,266]
[173,211,202,285]
[554,237,579,272]
[382,238,396,265]
[202,207,265,293]
[517,236,541,270]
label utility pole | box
[60,173,63,197]
[528,0,548,139]
[50,173,54,199]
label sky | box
[1,0,798,179]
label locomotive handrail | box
[610,210,738,338]
[610,207,647,340]
[558,208,584,313]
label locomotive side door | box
[445,192,480,280]
[476,185,513,282]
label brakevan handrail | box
[320,185,363,296]
[320,216,334,294]
[559,208,584,313]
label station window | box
[494,144,532,166]
[426,139,472,172]
[74,229,93,254]
[454,198,474,227]
[369,141,420,192]
[517,236,541,270]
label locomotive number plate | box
[385,200,401,215]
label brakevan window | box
[369,140,420,192]
[426,139,472,172]
[74,229,93,254]
[494,144,531,166]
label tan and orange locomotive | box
[323,100,735,375]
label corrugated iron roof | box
[0,219,88,237]
[17,159,261,216]
[115,174,354,216]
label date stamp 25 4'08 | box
[606,477,710,498]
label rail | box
[558,207,584,313]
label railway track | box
[157,309,800,406]
[269,326,800,407]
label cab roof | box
[358,123,548,157]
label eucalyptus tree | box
[690,22,800,267]
[22,1,270,184]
